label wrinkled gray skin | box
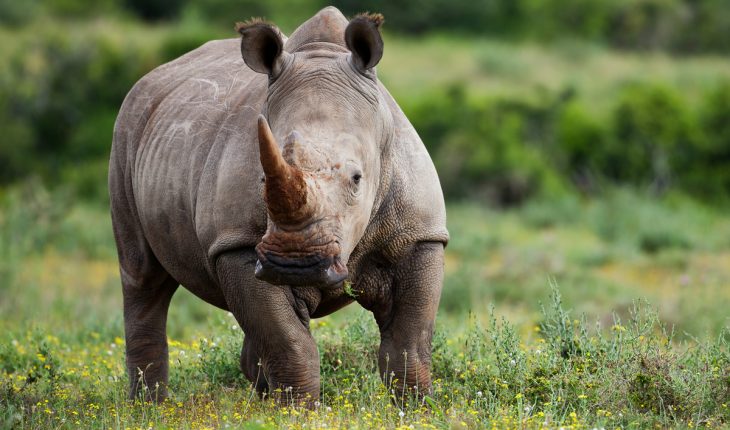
[109,7,448,405]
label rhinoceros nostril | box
[325,259,348,285]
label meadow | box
[1,181,729,429]
[1,11,730,428]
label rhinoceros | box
[109,6,448,404]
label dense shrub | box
[44,0,121,18]
[179,0,268,27]
[159,23,222,63]
[407,81,730,205]
[0,23,161,198]
[176,0,321,32]
[554,101,607,193]
[674,0,730,54]
[5,0,730,53]
[330,0,730,54]
[330,0,522,35]
[122,0,187,21]
[608,84,697,191]
[0,0,41,26]
[407,86,565,205]
[684,82,730,199]
[2,20,730,206]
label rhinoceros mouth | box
[254,251,348,288]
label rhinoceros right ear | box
[236,20,288,77]
[345,13,384,74]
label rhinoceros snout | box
[254,252,348,288]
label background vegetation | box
[1,0,729,428]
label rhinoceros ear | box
[236,19,288,77]
[345,13,384,73]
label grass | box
[443,191,730,339]
[1,181,729,429]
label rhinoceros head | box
[237,8,390,288]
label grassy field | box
[1,181,729,429]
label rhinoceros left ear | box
[236,19,289,78]
[345,13,384,74]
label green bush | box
[522,0,619,41]
[5,27,148,162]
[555,101,608,193]
[672,0,730,53]
[0,0,41,26]
[607,84,698,190]
[2,19,730,206]
[0,22,165,201]
[330,0,730,54]
[159,24,222,63]
[122,0,186,21]
[180,0,268,28]
[407,86,567,205]
[682,82,730,199]
[406,80,730,205]
[330,0,521,35]
[44,0,121,18]
[607,0,689,51]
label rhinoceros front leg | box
[360,242,444,398]
[216,250,320,405]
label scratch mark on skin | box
[222,69,246,111]
[239,105,259,116]
[193,78,221,101]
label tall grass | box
[1,284,727,428]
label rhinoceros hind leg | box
[122,272,178,402]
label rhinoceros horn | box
[257,115,312,225]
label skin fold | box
[109,6,448,405]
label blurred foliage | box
[0,20,161,192]
[1,0,729,49]
[406,82,730,205]
[332,0,730,54]
[0,1,729,207]
[122,0,187,21]
[407,86,566,204]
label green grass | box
[443,191,730,338]
[1,182,729,428]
